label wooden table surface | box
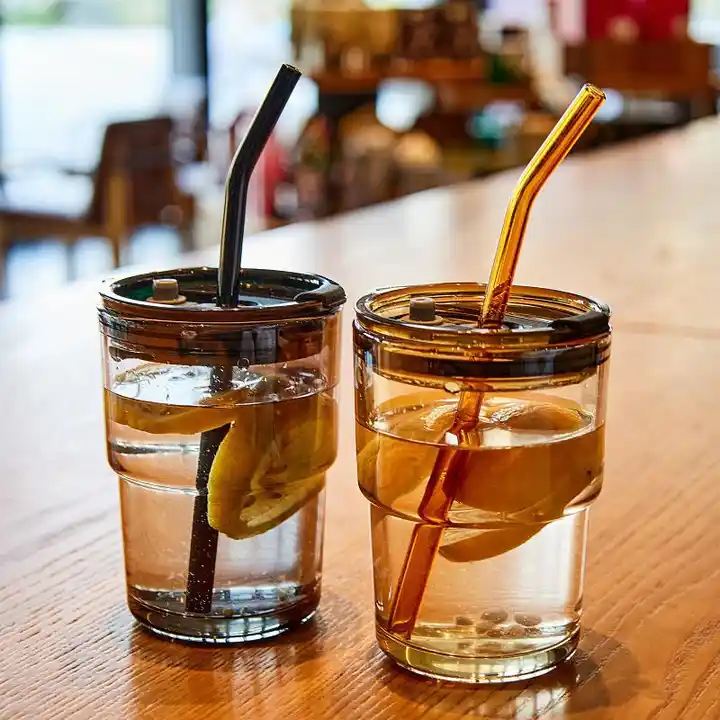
[3,118,720,719]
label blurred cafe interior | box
[0,0,718,299]
[5,3,720,716]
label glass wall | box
[208,0,315,144]
[1,0,170,169]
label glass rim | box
[99,266,346,326]
[355,283,611,346]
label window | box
[1,0,169,167]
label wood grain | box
[3,118,720,719]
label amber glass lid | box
[356,283,609,339]
[354,283,611,381]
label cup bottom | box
[128,584,320,645]
[376,623,579,684]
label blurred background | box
[0,0,718,299]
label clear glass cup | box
[354,283,611,683]
[99,267,345,643]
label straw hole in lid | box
[224,297,262,308]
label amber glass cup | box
[354,283,611,682]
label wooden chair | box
[0,117,196,283]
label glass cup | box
[354,283,611,683]
[99,267,345,643]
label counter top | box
[2,118,720,719]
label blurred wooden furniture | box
[565,39,715,96]
[3,117,720,718]
[0,117,195,279]
[310,59,537,114]
[310,58,486,93]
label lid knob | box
[409,297,437,323]
[150,278,187,305]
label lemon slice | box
[208,392,336,539]
[357,391,454,504]
[454,416,603,517]
[441,400,604,563]
[106,388,247,436]
[220,473,326,540]
[439,526,541,563]
[490,401,586,433]
[357,435,438,505]
[265,393,338,485]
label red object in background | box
[644,0,688,39]
[585,0,688,40]
[586,0,634,40]
[257,134,287,218]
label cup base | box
[128,587,319,645]
[376,623,579,684]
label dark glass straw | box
[218,63,302,308]
[186,64,302,616]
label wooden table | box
[3,117,720,719]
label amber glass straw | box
[387,84,606,639]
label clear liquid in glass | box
[357,392,604,681]
[106,363,337,643]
